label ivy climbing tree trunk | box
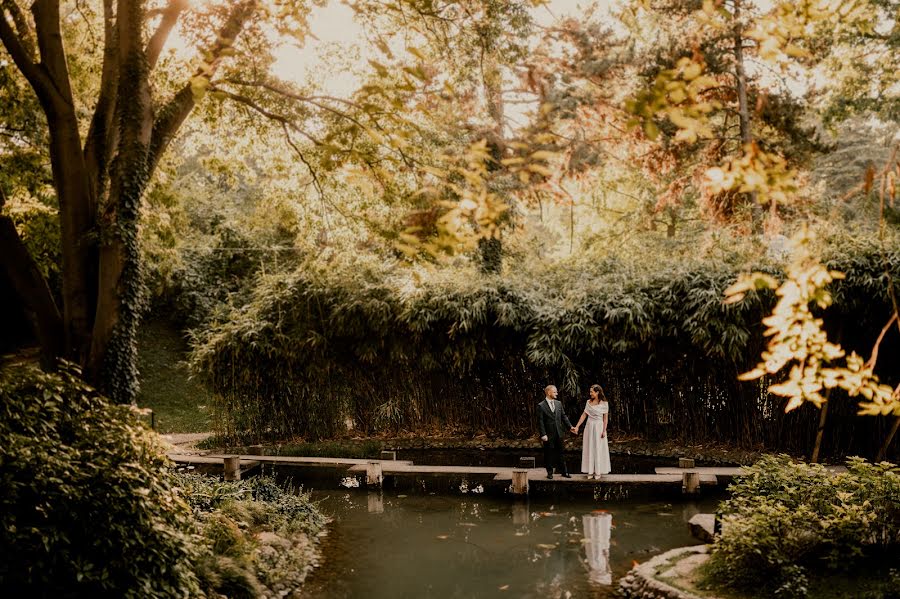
[0,0,257,402]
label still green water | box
[300,490,720,598]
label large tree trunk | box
[48,108,98,364]
[31,0,97,364]
[0,213,64,367]
[86,0,256,401]
[732,0,762,233]
[86,0,153,400]
[1,0,257,401]
[479,51,505,274]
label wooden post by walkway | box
[380,450,397,461]
[223,456,240,481]
[679,457,695,469]
[682,472,700,494]
[511,469,529,496]
[366,461,383,486]
[512,500,529,526]
[367,492,384,514]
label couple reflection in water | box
[582,511,613,586]
[525,506,614,589]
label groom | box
[537,385,575,479]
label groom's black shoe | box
[561,473,572,478]
[546,473,554,479]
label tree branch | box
[281,121,324,197]
[217,88,325,146]
[148,0,257,172]
[83,0,117,213]
[0,7,54,102]
[220,76,425,170]
[31,0,75,107]
[1,0,35,57]
[146,0,187,71]
[222,77,365,110]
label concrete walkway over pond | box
[167,452,762,495]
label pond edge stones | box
[618,545,717,599]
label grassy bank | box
[137,318,211,434]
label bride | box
[574,384,611,480]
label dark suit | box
[537,398,573,476]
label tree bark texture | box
[0,0,257,401]
[0,214,64,367]
[877,416,900,462]
[732,0,762,233]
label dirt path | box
[160,432,213,452]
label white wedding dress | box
[581,401,611,475]
[583,513,612,585]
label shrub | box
[705,454,900,598]
[190,240,900,457]
[0,363,200,597]
[176,474,327,598]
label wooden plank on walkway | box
[493,470,718,484]
[655,467,745,476]
[168,454,261,468]
[168,453,726,487]
[347,463,509,475]
[168,453,413,467]
[656,465,848,476]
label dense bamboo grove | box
[191,237,900,459]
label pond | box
[300,490,720,598]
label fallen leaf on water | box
[397,494,407,498]
[437,535,449,540]
[459,523,477,527]
[552,524,563,529]
[498,585,509,591]
[536,543,556,550]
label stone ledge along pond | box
[248,449,728,599]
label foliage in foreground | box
[704,455,900,599]
[0,363,328,598]
[0,363,200,597]
[177,474,328,599]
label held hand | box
[570,426,578,434]
[541,435,548,442]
